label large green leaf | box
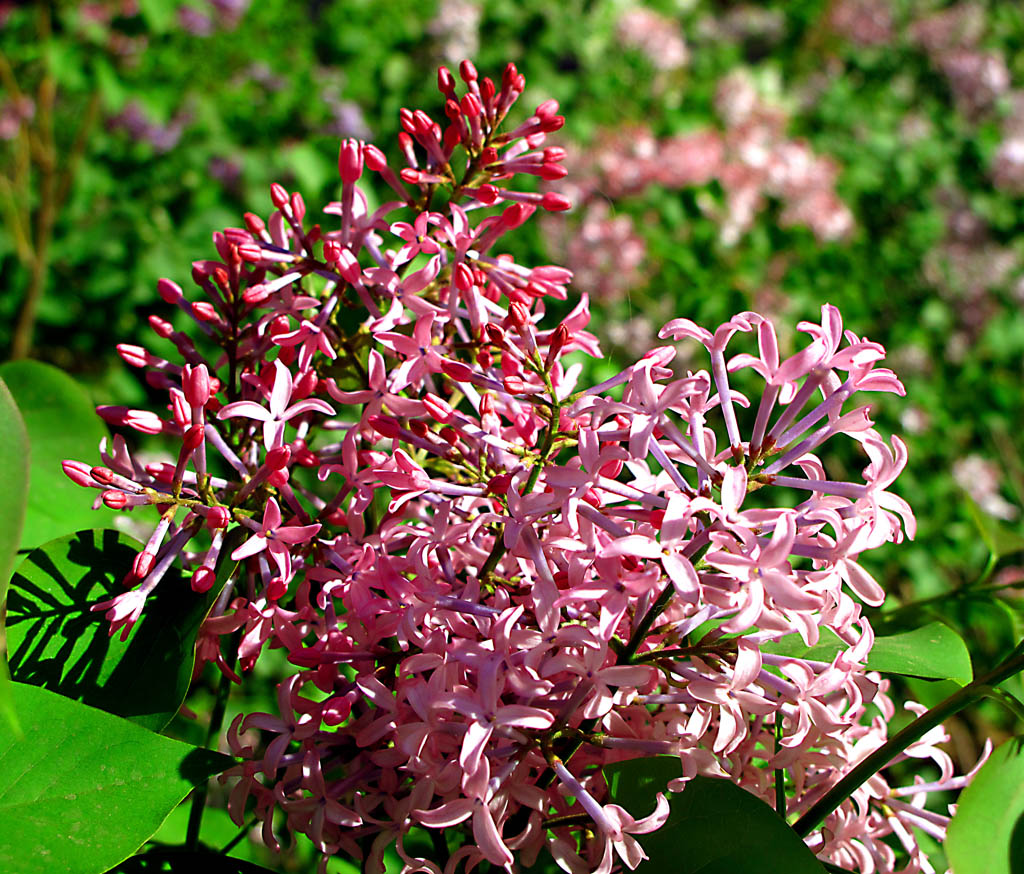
[0,361,118,552]
[946,737,1024,874]
[604,760,825,874]
[109,850,279,873]
[760,622,973,685]
[0,682,233,874]
[0,376,29,735]
[6,529,232,731]
[0,376,28,589]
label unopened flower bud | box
[503,375,528,394]
[191,566,216,593]
[487,473,513,495]
[117,345,150,368]
[183,424,205,451]
[91,466,117,485]
[270,182,289,209]
[540,192,571,212]
[237,243,263,262]
[157,278,183,304]
[62,460,96,488]
[183,364,211,407]
[267,469,289,488]
[133,551,155,579]
[193,302,218,322]
[363,143,388,172]
[266,445,292,470]
[368,415,401,439]
[437,65,456,96]
[102,490,129,509]
[205,506,231,528]
[243,212,266,235]
[423,393,454,423]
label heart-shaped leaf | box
[760,622,972,685]
[946,737,1024,874]
[0,361,118,552]
[109,850,279,873]
[0,376,29,734]
[6,529,234,731]
[0,682,233,874]
[604,761,826,874]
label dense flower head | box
[68,61,970,874]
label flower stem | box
[186,630,241,850]
[792,638,1024,838]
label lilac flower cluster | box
[67,61,971,874]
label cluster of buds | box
[67,62,968,874]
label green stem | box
[621,583,675,664]
[186,631,241,850]
[220,818,256,855]
[792,639,1024,838]
[774,717,786,818]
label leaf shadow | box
[6,530,132,710]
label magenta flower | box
[218,359,335,449]
[273,318,337,371]
[375,311,446,391]
[231,497,321,584]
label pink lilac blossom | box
[67,60,973,874]
[909,3,1011,120]
[616,7,689,73]
[544,73,852,301]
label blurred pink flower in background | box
[617,6,689,72]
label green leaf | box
[865,623,973,685]
[0,361,118,552]
[109,849,278,873]
[0,377,29,588]
[0,682,233,874]
[946,737,1024,874]
[6,529,233,731]
[604,755,682,817]
[0,377,29,735]
[964,494,1024,561]
[604,762,826,874]
[761,622,973,685]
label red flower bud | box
[183,424,205,451]
[157,278,183,304]
[102,490,129,509]
[368,415,401,439]
[267,469,290,488]
[191,566,216,593]
[270,182,289,209]
[540,192,571,212]
[62,460,95,488]
[266,445,292,471]
[486,473,513,495]
[133,551,155,579]
[205,506,231,528]
[339,138,364,184]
